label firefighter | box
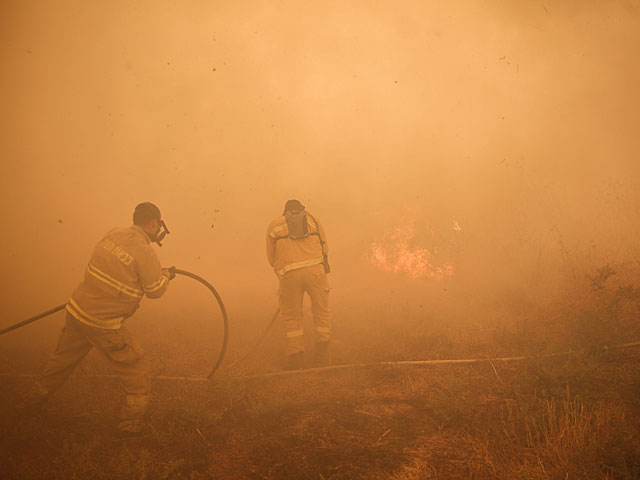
[22,202,175,435]
[266,199,332,370]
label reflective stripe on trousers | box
[25,313,150,431]
[278,263,331,356]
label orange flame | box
[368,220,455,279]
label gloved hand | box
[163,266,177,280]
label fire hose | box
[5,272,640,382]
[227,308,280,370]
[0,268,229,380]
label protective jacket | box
[266,213,329,278]
[66,225,169,329]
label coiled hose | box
[0,269,229,379]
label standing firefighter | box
[266,199,332,370]
[22,202,175,435]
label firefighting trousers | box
[278,264,331,356]
[25,313,150,432]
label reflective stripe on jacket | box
[266,212,329,278]
[66,225,169,329]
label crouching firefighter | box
[266,199,332,370]
[22,202,176,435]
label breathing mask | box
[152,219,170,247]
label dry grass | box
[1,264,640,478]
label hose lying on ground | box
[2,342,640,383]
[0,269,229,380]
[3,275,639,382]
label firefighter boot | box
[285,351,304,371]
[314,341,331,366]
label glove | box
[163,266,177,280]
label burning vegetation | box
[368,219,458,280]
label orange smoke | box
[368,220,456,279]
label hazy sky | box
[1,0,639,325]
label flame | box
[368,220,455,279]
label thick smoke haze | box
[1,1,639,361]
